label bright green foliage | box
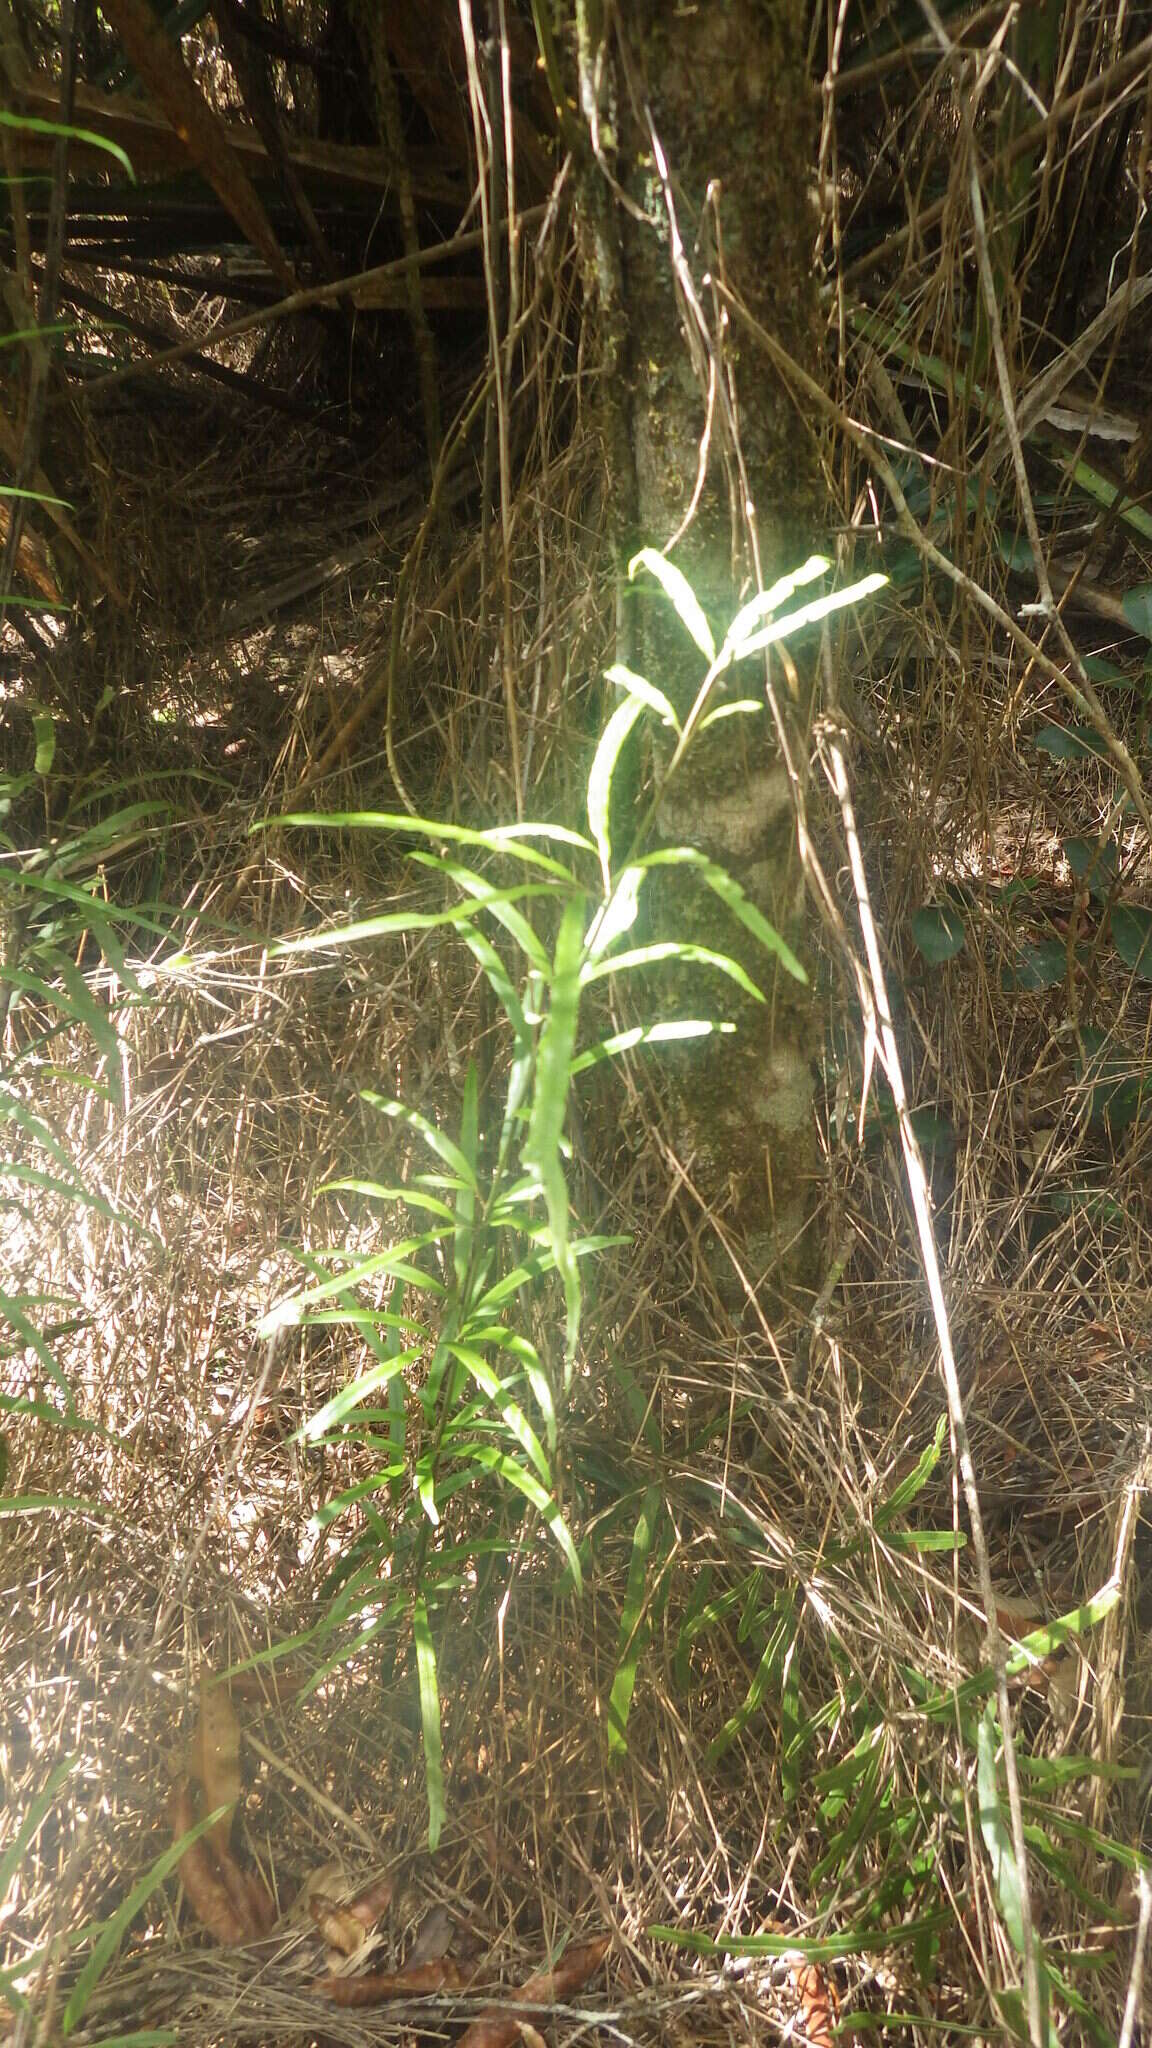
[260,553,888,1845]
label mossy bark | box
[578,0,825,1313]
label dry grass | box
[6,3,1152,2045]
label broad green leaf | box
[412,1598,446,1851]
[1001,938,1066,991]
[607,1486,662,1755]
[911,904,966,964]
[588,696,646,881]
[1121,581,1152,638]
[1063,837,1117,894]
[1112,903,1152,978]
[582,940,765,1001]
[1082,655,1134,686]
[1033,724,1110,762]
[628,548,715,659]
[605,663,680,731]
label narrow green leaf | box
[588,696,646,882]
[723,556,831,653]
[360,1098,478,1188]
[582,940,765,1001]
[605,663,681,731]
[706,1595,797,1763]
[294,1349,420,1443]
[607,1486,662,1755]
[0,1758,76,1903]
[634,848,807,982]
[412,1598,445,1852]
[468,1446,582,1588]
[628,548,715,659]
[875,1415,948,1525]
[446,1343,551,1484]
[570,1019,733,1072]
[261,810,592,874]
[31,709,55,776]
[404,852,555,974]
[0,107,135,180]
[728,572,888,659]
[61,1809,228,2033]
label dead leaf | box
[408,1902,454,1967]
[318,1958,469,2004]
[310,1893,372,1957]
[169,1777,275,1944]
[456,1935,611,2048]
[346,1871,396,1927]
[169,1781,250,1946]
[188,1679,243,1859]
[791,1961,839,2048]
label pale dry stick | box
[941,11,1095,725]
[712,278,1152,845]
[987,268,1152,469]
[821,728,1044,2048]
[1118,1867,1152,2048]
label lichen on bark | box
[576,0,827,1313]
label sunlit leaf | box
[628,548,715,659]
[588,696,645,882]
[605,662,681,731]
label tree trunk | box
[576,0,826,1317]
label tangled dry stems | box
[6,5,1152,2042]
